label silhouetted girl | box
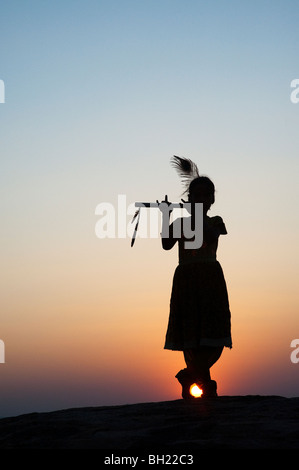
[160,156,232,399]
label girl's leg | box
[183,348,210,382]
[184,346,223,381]
[182,346,223,397]
[176,346,223,398]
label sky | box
[1,0,299,418]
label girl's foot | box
[175,369,196,400]
[197,380,218,397]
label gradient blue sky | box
[1,0,299,418]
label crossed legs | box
[176,346,224,399]
[183,346,224,383]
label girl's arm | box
[204,216,227,244]
[161,216,179,250]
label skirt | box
[164,261,232,350]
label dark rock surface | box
[0,396,299,449]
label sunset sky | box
[1,0,299,418]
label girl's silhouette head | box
[188,177,215,213]
[171,155,215,213]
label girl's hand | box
[157,195,173,215]
[158,195,177,250]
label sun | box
[189,384,203,398]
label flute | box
[135,202,185,208]
[131,198,189,247]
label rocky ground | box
[0,395,298,450]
